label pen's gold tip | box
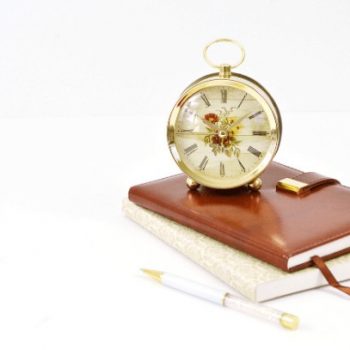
[280,313,299,330]
[140,268,163,282]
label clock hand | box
[230,110,265,129]
[229,112,251,129]
[176,131,215,136]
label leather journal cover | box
[129,162,350,272]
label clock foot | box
[186,177,200,190]
[248,177,262,191]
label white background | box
[1,1,350,349]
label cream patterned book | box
[123,199,350,301]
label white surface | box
[1,114,350,350]
[1,0,350,118]
[1,1,350,349]
[162,273,227,305]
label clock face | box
[170,82,280,188]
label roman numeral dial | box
[237,92,247,109]
[200,93,211,107]
[248,145,262,158]
[199,156,209,171]
[248,110,263,119]
[252,131,268,136]
[220,162,225,177]
[184,143,198,156]
[221,89,227,103]
[170,83,279,188]
[238,159,246,172]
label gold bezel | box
[167,73,282,189]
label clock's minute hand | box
[228,112,252,129]
[229,110,264,129]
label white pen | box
[141,268,299,330]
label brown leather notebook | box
[129,162,350,273]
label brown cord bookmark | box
[311,255,350,296]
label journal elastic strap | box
[311,255,350,296]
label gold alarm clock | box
[167,38,282,190]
